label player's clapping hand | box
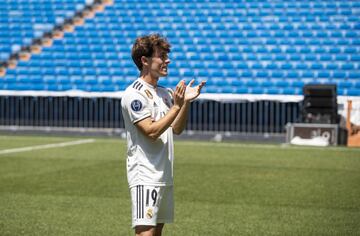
[173,80,186,108]
[184,79,206,102]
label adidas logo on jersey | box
[133,81,143,90]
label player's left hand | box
[184,79,206,102]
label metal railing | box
[0,96,301,133]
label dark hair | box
[0,61,8,68]
[131,33,171,71]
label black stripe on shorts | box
[137,185,145,219]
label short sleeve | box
[123,91,151,124]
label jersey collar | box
[139,78,157,90]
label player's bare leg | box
[135,225,156,236]
[134,224,164,236]
[155,223,164,236]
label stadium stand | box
[0,0,359,96]
[0,0,85,60]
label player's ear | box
[141,56,150,67]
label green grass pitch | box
[0,135,359,235]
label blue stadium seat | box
[287,71,299,79]
[326,63,338,70]
[251,87,265,94]
[266,63,278,70]
[281,63,292,70]
[347,89,360,96]
[311,63,323,70]
[351,55,360,61]
[272,71,284,78]
[333,71,346,79]
[289,54,301,61]
[338,81,352,89]
[304,71,316,78]
[266,88,281,95]
[234,87,249,94]
[318,71,330,78]
[291,80,305,88]
[355,81,360,89]
[349,72,360,79]
[260,80,272,87]
[320,54,332,61]
[245,80,258,87]
[283,87,296,95]
[230,79,243,87]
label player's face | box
[149,50,170,78]
[0,67,5,77]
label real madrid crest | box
[163,98,171,108]
[146,208,153,219]
[144,89,153,99]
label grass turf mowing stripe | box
[0,139,95,156]
[1,135,359,235]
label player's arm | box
[135,81,186,141]
[172,79,206,135]
[171,101,190,135]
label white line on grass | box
[0,139,96,155]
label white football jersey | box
[121,78,174,188]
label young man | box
[121,33,205,236]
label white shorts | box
[130,185,174,228]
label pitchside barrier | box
[0,91,359,138]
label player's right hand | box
[173,80,186,109]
